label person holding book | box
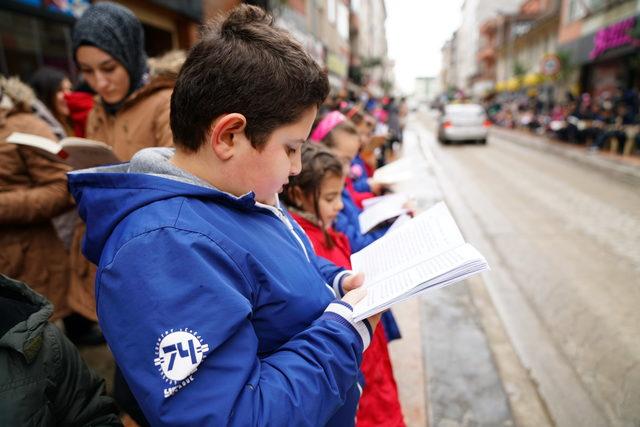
[0,76,74,322]
[311,112,402,342]
[68,1,181,329]
[69,4,184,422]
[67,5,379,425]
[282,143,405,427]
[311,111,387,252]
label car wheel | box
[477,139,487,145]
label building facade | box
[557,0,640,97]
[455,0,520,97]
[0,0,203,81]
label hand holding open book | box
[7,132,119,169]
[350,202,489,322]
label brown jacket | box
[0,78,74,320]
[69,75,176,320]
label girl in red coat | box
[282,143,405,427]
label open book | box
[359,193,409,234]
[350,202,489,322]
[372,157,414,185]
[7,132,119,169]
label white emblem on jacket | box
[154,328,209,398]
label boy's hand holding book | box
[341,273,381,331]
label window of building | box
[337,2,349,40]
[327,0,336,24]
[0,8,75,81]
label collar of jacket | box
[0,275,52,364]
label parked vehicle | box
[437,103,491,144]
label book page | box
[351,202,466,284]
[358,193,409,234]
[61,137,113,150]
[362,193,408,210]
[7,132,61,154]
[61,138,119,169]
[64,144,120,169]
[373,157,414,185]
[388,213,412,233]
[352,243,488,321]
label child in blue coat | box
[68,5,379,426]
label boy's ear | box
[208,113,247,160]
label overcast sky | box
[385,0,464,94]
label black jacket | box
[0,274,121,426]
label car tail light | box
[443,121,453,128]
[483,120,492,127]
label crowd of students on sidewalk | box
[1,2,410,426]
[485,89,640,155]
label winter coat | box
[67,147,372,426]
[69,71,176,321]
[288,212,405,427]
[0,77,74,321]
[289,211,353,275]
[0,274,121,426]
[335,188,387,253]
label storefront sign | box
[540,54,561,76]
[589,16,640,59]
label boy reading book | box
[68,5,379,426]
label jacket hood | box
[68,147,259,264]
[147,50,185,81]
[0,275,52,363]
[0,76,36,126]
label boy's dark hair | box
[282,143,343,248]
[170,5,330,152]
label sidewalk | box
[490,127,640,186]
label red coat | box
[346,177,375,210]
[289,212,405,427]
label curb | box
[489,127,640,186]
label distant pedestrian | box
[29,66,74,138]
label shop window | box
[0,9,74,81]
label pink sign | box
[589,16,640,60]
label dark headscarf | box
[72,2,147,113]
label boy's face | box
[237,106,318,205]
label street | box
[388,111,640,427]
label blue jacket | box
[350,155,371,193]
[68,148,372,426]
[335,189,387,253]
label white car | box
[438,103,491,144]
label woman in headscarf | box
[68,2,179,326]
[69,3,182,425]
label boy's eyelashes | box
[286,146,297,155]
